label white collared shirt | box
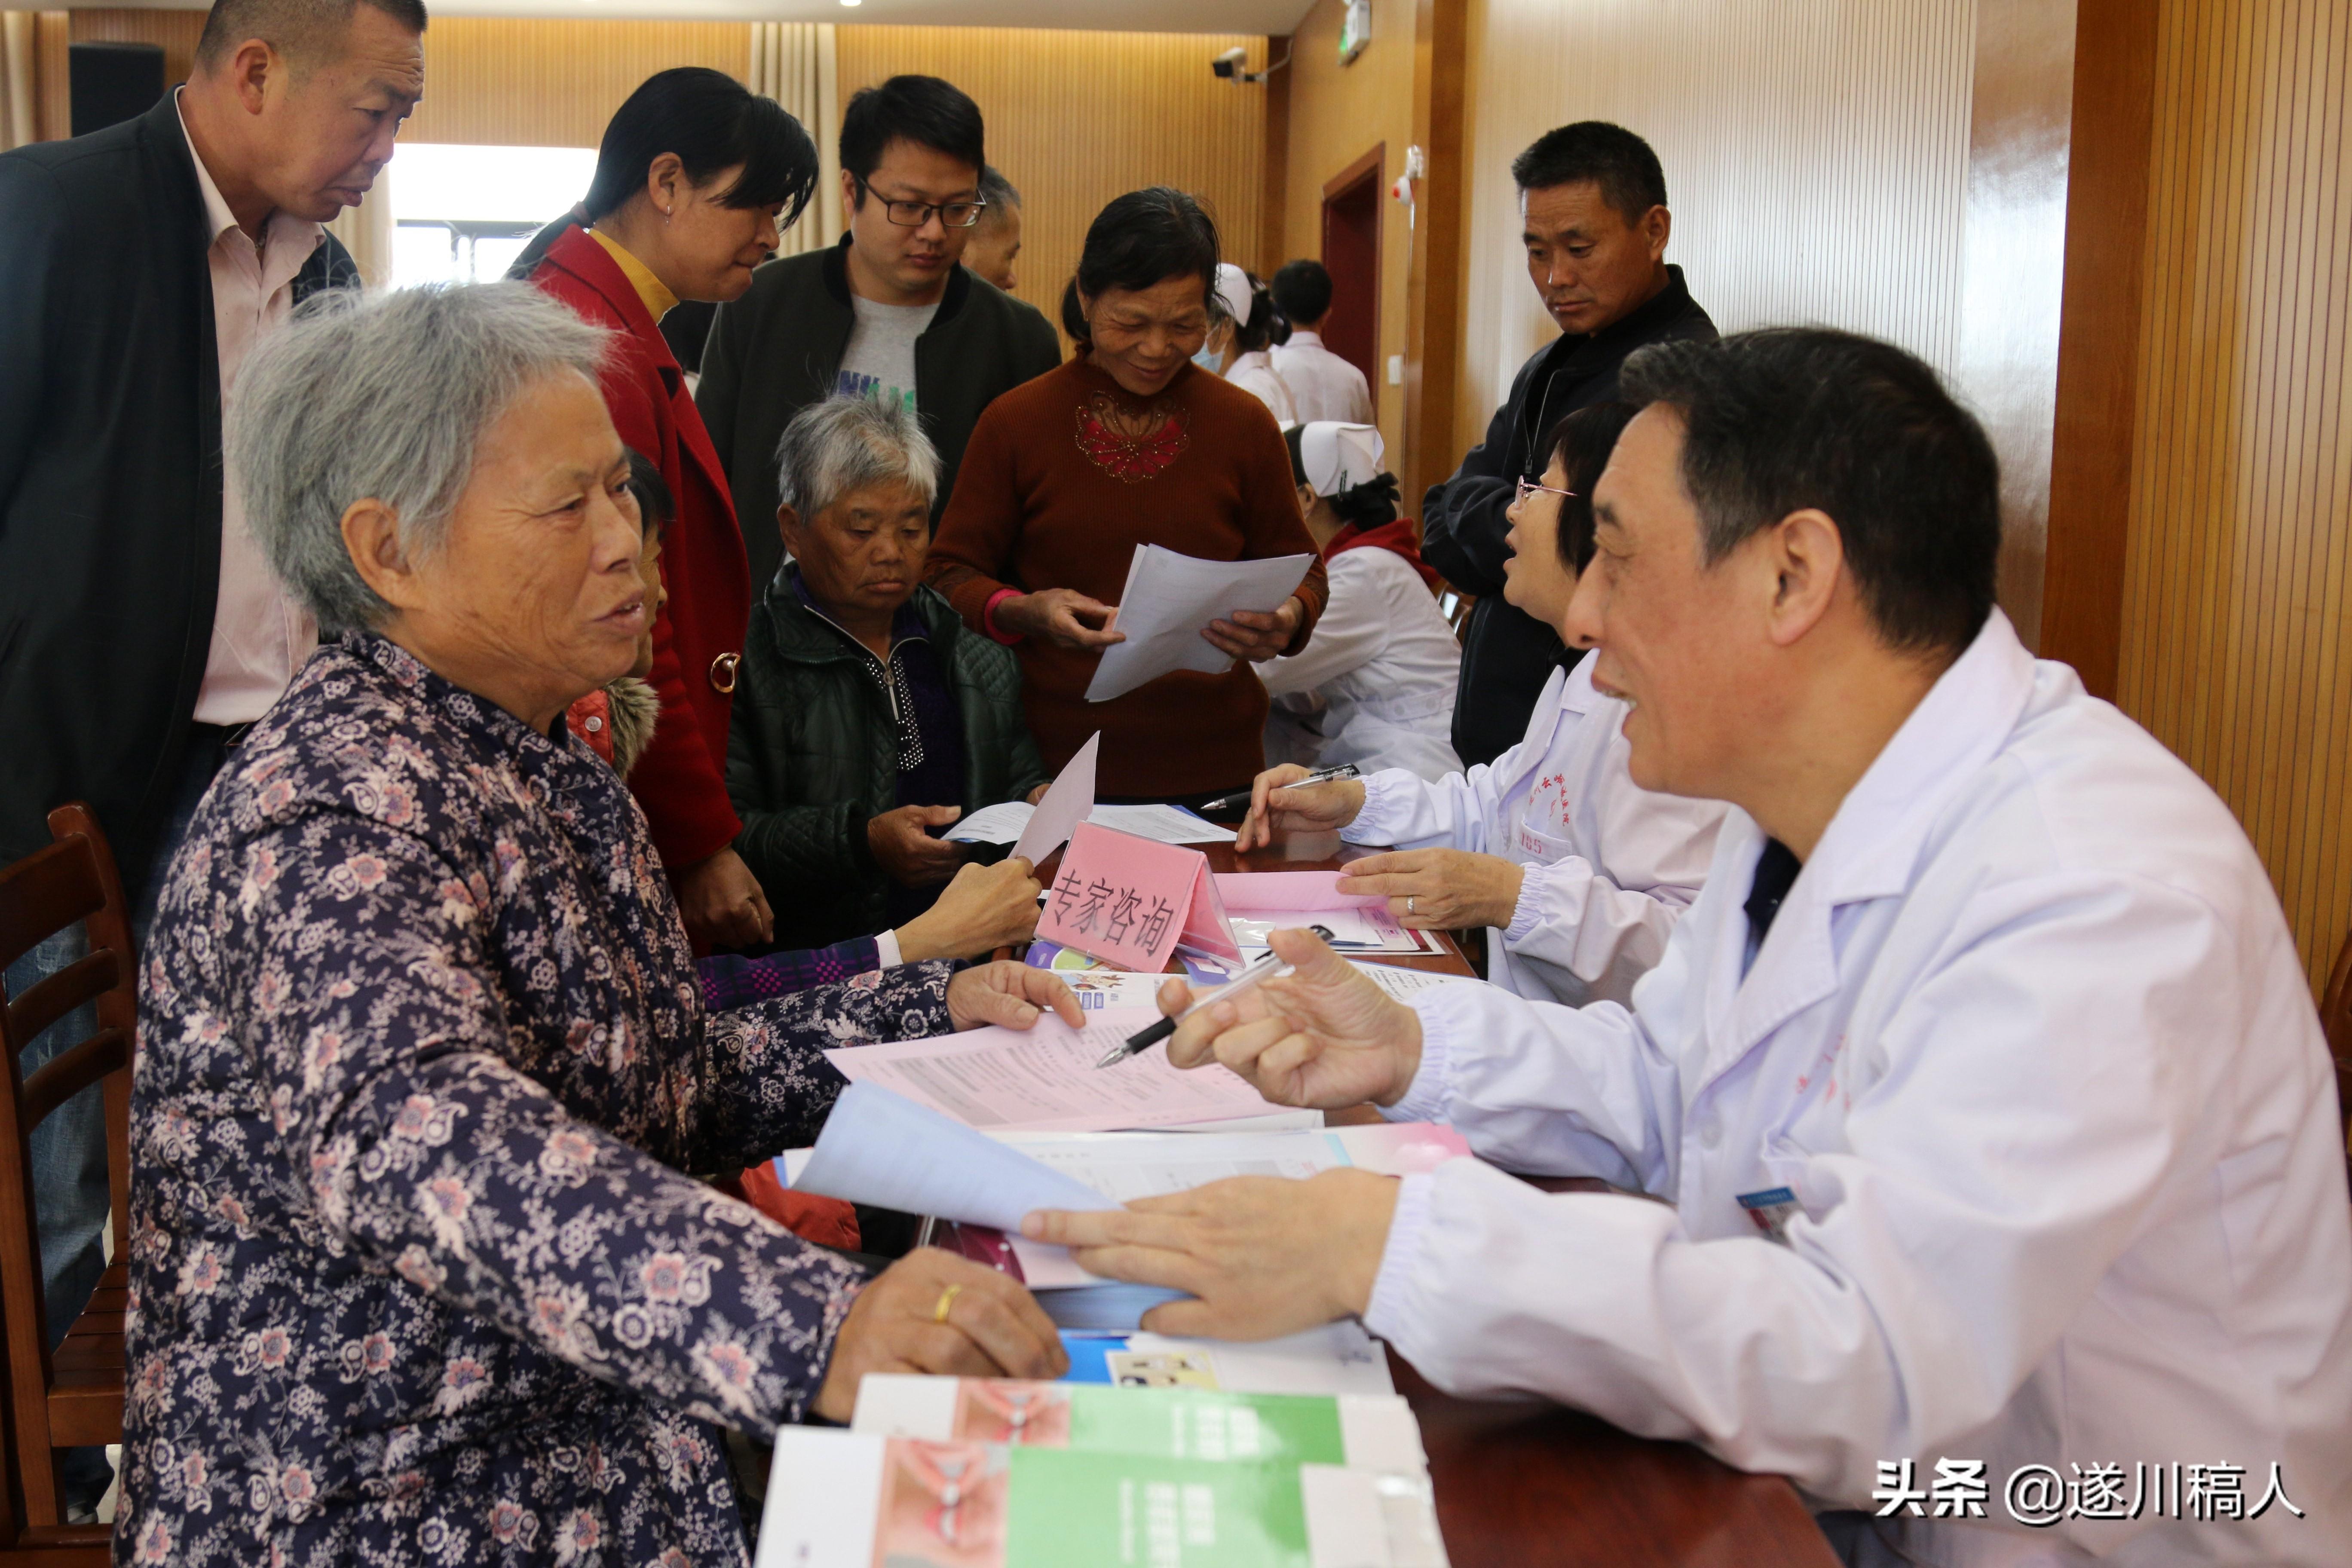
[178,89,325,726]
[1270,329,1374,424]
[1366,611,2352,1565]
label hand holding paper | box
[1084,545,1314,702]
[1011,732,1099,867]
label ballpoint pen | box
[1195,765,1360,816]
[1095,925,1334,1068]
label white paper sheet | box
[1084,545,1315,702]
[821,1006,1275,1132]
[1011,731,1099,866]
[1086,803,1232,844]
[1347,961,1481,999]
[941,799,1034,845]
[793,1082,1116,1231]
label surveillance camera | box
[1212,45,1248,78]
[1215,45,1248,64]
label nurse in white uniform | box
[1245,404,1724,1006]
[1256,422,1465,784]
[1206,263,1297,425]
[1032,329,2352,1568]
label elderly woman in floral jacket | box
[118,284,1072,1567]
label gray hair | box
[229,283,610,634]
[774,397,940,523]
[977,164,1021,223]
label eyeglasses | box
[1514,475,1579,505]
[855,177,987,229]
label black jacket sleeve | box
[1420,355,1537,599]
[695,290,752,487]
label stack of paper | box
[821,1007,1278,1132]
[787,1085,1469,1330]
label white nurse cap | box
[1213,262,1253,326]
[1297,422,1387,497]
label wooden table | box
[1197,828,1838,1568]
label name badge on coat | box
[1737,1186,1803,1244]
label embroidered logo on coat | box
[1074,392,1190,483]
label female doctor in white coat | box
[1256,423,1465,782]
[1240,404,1726,1007]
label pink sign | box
[1213,871,1387,912]
[1037,822,1212,971]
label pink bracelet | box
[982,587,1023,645]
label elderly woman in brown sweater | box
[925,187,1327,804]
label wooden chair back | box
[2320,928,2352,1190]
[0,803,134,1553]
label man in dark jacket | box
[697,74,1062,593]
[1423,122,1717,766]
[730,397,1049,954]
[0,0,422,1516]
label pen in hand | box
[1197,765,1360,817]
[1096,925,1335,1068]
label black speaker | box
[69,42,166,139]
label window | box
[388,144,600,287]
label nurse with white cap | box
[1207,262,1298,426]
[1256,421,1465,783]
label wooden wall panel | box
[2113,0,2352,993]
[1458,0,1975,465]
[398,19,751,149]
[833,26,1268,339]
[1282,0,1417,467]
[67,7,202,91]
[2044,0,2159,697]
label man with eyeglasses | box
[700,74,1062,593]
[1422,121,1716,769]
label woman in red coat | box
[529,67,819,949]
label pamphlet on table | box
[851,1375,1427,1473]
[755,1426,1449,1568]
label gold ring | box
[933,1284,963,1324]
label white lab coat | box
[1362,612,2352,1566]
[1339,658,1724,1005]
[1259,547,1463,782]
[1271,330,1375,424]
[1223,349,1297,426]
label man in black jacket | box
[698,74,1062,594]
[0,0,422,1504]
[1423,122,1717,766]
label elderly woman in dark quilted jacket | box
[119,284,1072,1567]
[727,396,1052,955]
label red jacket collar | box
[539,225,683,382]
[1325,518,1443,592]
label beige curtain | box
[327,174,395,288]
[1,12,39,152]
[749,21,840,258]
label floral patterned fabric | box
[119,634,958,1566]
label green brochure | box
[758,1427,1449,1568]
[848,1376,1427,1472]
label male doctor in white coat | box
[1026,328,2352,1565]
